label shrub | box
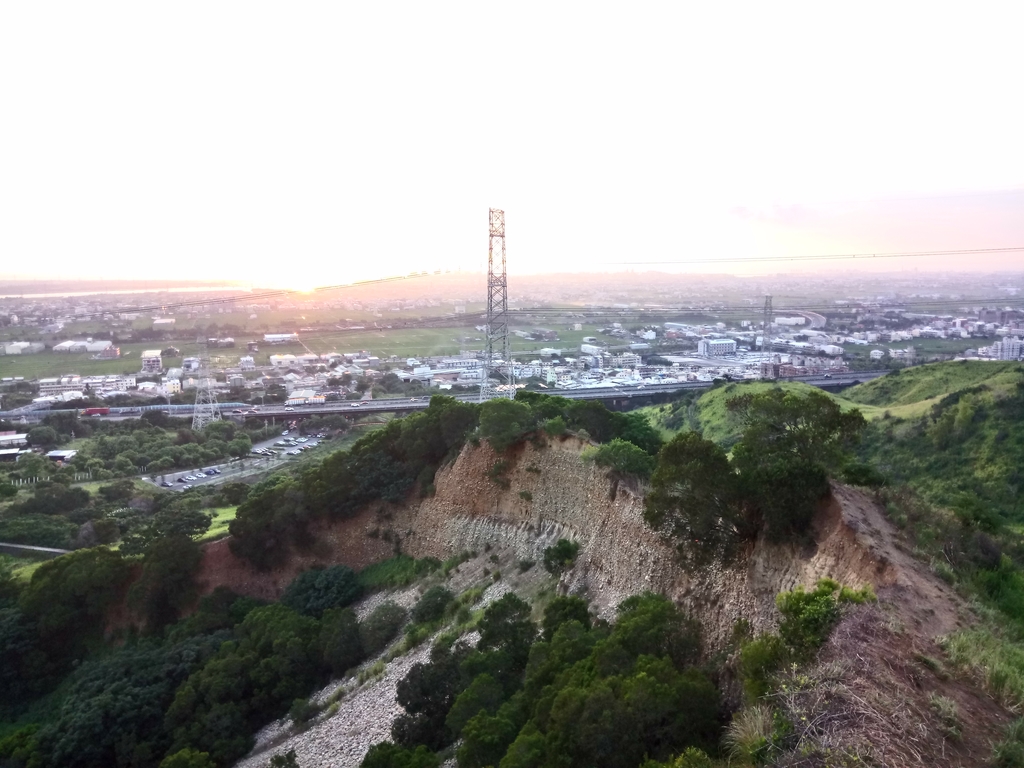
[542,538,580,575]
[519,490,532,501]
[289,698,322,728]
[360,601,409,657]
[739,634,788,701]
[282,565,363,618]
[321,607,364,675]
[543,416,567,436]
[776,579,873,658]
[411,586,454,624]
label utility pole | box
[761,295,773,378]
[192,338,221,431]
[480,208,514,401]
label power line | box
[602,246,1024,266]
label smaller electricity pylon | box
[192,338,221,431]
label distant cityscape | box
[1,271,1022,414]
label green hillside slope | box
[843,360,1023,407]
[640,381,874,447]
[856,364,1024,522]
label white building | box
[998,337,1023,360]
[697,338,737,357]
[141,350,163,373]
[1,342,44,355]
[264,333,299,344]
[239,356,256,370]
[162,378,182,394]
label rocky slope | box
[202,435,964,647]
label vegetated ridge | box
[194,428,1007,766]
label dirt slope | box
[199,436,965,645]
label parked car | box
[177,477,188,483]
[282,430,289,436]
[160,481,174,488]
[182,484,193,490]
[285,406,295,411]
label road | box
[234,370,888,418]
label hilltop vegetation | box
[855,363,1024,523]
[641,381,871,448]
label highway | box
[0,370,888,422]
[222,370,888,419]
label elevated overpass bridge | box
[0,371,887,423]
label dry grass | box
[750,602,1011,767]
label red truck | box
[81,407,111,416]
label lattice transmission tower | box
[761,294,774,378]
[480,208,514,401]
[192,338,221,431]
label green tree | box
[726,389,866,469]
[586,438,657,479]
[166,604,325,765]
[644,432,744,565]
[19,547,132,663]
[120,505,212,556]
[541,596,591,642]
[129,535,205,631]
[445,673,504,737]
[479,399,535,452]
[27,425,59,448]
[229,435,253,458]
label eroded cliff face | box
[199,434,963,650]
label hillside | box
[854,363,1024,522]
[843,360,1024,408]
[205,435,1007,768]
[6,387,1024,768]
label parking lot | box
[144,428,331,492]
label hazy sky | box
[2,3,1022,288]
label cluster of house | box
[32,374,138,404]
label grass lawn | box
[200,506,238,541]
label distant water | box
[0,286,247,300]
